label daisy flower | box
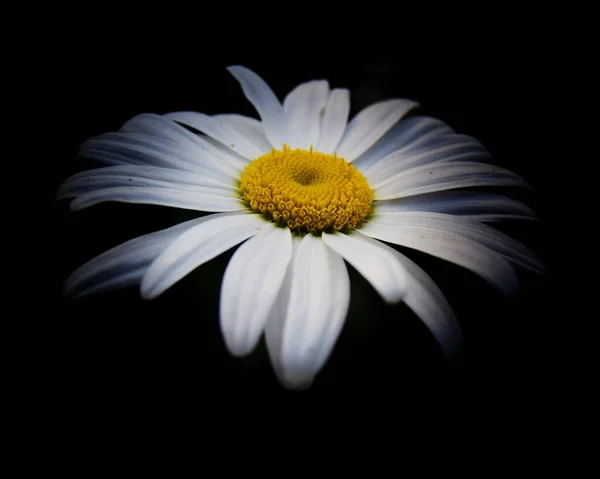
[57,65,545,390]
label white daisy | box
[58,65,546,390]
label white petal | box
[79,131,238,182]
[123,112,248,174]
[282,80,329,149]
[164,111,266,160]
[354,232,462,356]
[63,218,204,299]
[364,135,491,185]
[374,191,538,222]
[374,161,530,200]
[69,186,244,213]
[315,89,350,154]
[57,165,236,199]
[140,212,264,299]
[322,231,406,303]
[120,113,206,151]
[370,211,546,274]
[278,234,351,389]
[265,236,301,388]
[121,114,244,174]
[194,135,253,173]
[219,223,293,356]
[213,114,272,155]
[353,116,454,172]
[227,65,287,148]
[360,220,519,296]
[337,99,420,162]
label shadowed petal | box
[338,99,420,162]
[140,212,265,299]
[63,217,207,300]
[354,232,463,356]
[165,111,267,160]
[227,65,287,148]
[370,211,546,273]
[374,161,530,200]
[374,191,538,222]
[268,235,350,390]
[57,165,236,199]
[315,88,350,154]
[322,231,406,303]
[283,80,329,149]
[69,186,244,213]
[219,223,293,356]
[360,220,519,296]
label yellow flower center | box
[239,145,374,235]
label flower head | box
[58,66,546,390]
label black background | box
[48,25,552,423]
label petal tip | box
[139,280,158,300]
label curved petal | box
[120,114,244,173]
[353,116,454,172]
[276,234,351,389]
[79,131,238,182]
[364,135,491,185]
[57,165,237,199]
[227,65,287,148]
[282,80,329,149]
[354,232,462,356]
[374,161,530,200]
[213,114,272,155]
[120,113,208,151]
[370,211,546,274]
[140,212,264,299]
[265,236,301,388]
[63,218,205,300]
[219,223,293,356]
[164,111,267,160]
[360,220,519,296]
[315,88,350,154]
[322,231,406,303]
[374,191,538,222]
[69,186,245,213]
[337,99,420,162]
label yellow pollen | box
[239,145,374,235]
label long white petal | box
[374,161,530,200]
[265,236,301,388]
[337,99,420,162]
[278,234,351,389]
[227,65,287,148]
[57,165,237,199]
[213,114,272,155]
[354,232,462,356]
[353,116,454,172]
[360,220,519,296]
[219,224,293,356]
[315,88,350,154]
[374,191,538,222]
[63,218,204,299]
[282,80,329,149]
[123,112,248,174]
[120,113,208,151]
[365,135,491,185]
[122,113,246,172]
[322,231,406,303]
[164,111,266,160]
[79,131,238,182]
[140,212,264,299]
[69,186,244,213]
[370,211,546,273]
